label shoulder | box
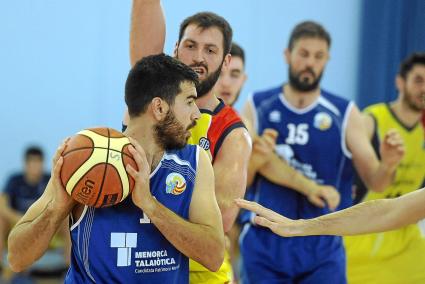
[363,103,386,114]
[251,85,283,106]
[319,89,354,117]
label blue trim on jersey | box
[65,145,199,284]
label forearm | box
[130,0,165,65]
[364,162,396,192]
[299,194,422,236]
[144,199,224,271]
[258,155,315,196]
[8,201,68,272]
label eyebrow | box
[186,95,197,100]
[183,39,219,49]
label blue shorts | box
[239,224,347,284]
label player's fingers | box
[128,137,148,159]
[235,199,282,222]
[52,156,65,189]
[126,164,139,180]
[262,128,278,140]
[52,137,70,166]
[254,216,276,230]
[309,195,325,208]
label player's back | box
[65,145,199,284]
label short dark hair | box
[125,54,199,117]
[230,42,245,65]
[178,12,233,56]
[399,52,425,79]
[288,21,331,51]
[25,146,44,161]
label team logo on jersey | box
[269,110,281,123]
[110,232,138,267]
[166,173,187,195]
[313,112,332,130]
[199,137,210,150]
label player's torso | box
[365,104,425,200]
[66,146,198,284]
[251,87,354,218]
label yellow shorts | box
[344,224,425,284]
[189,251,232,284]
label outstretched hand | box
[235,199,306,237]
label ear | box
[222,53,232,69]
[284,48,290,65]
[395,75,404,93]
[173,42,179,57]
[151,97,170,121]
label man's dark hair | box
[288,21,331,51]
[399,52,425,79]
[178,12,233,56]
[24,146,44,161]
[125,54,199,117]
[230,42,245,65]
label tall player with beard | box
[239,21,405,283]
[125,1,251,283]
[8,54,225,283]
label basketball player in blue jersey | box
[126,2,252,282]
[239,21,405,284]
[8,54,225,283]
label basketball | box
[60,127,137,208]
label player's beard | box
[403,86,425,112]
[154,110,196,150]
[288,65,323,92]
[195,64,223,98]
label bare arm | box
[347,104,404,192]
[128,141,225,271]
[130,0,165,66]
[213,128,251,233]
[0,195,23,224]
[8,143,76,272]
[236,187,425,237]
[242,100,340,210]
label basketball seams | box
[93,128,112,207]
[61,128,135,208]
[63,147,134,159]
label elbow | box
[203,238,225,272]
[8,251,26,273]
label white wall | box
[0,0,361,185]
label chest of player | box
[259,107,344,163]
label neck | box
[195,91,221,111]
[25,174,41,185]
[283,84,321,109]
[390,98,422,128]
[124,120,164,171]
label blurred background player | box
[1,146,69,283]
[128,1,252,282]
[214,43,247,107]
[344,52,425,284]
[239,21,404,284]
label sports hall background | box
[0,0,424,191]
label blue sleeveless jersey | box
[65,145,199,284]
[246,85,354,220]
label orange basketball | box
[60,127,137,208]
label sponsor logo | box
[165,173,187,195]
[313,112,332,130]
[269,110,281,123]
[199,137,210,150]
[110,232,138,267]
